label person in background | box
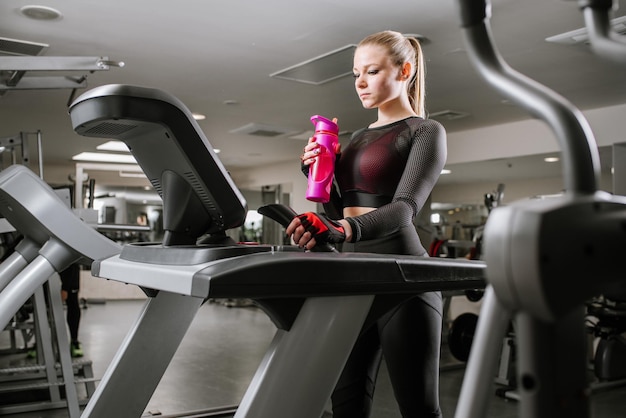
[286,30,447,417]
[60,263,83,357]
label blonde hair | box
[357,30,426,118]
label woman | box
[286,30,447,417]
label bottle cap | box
[311,115,338,134]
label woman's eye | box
[352,73,360,78]
[367,70,379,75]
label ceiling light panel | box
[72,152,137,164]
[96,140,130,152]
[270,44,357,85]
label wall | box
[232,103,626,210]
[232,160,317,216]
[433,171,613,207]
[445,103,626,165]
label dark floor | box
[0,299,625,417]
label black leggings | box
[333,226,443,418]
[60,264,81,342]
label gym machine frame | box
[454,1,626,417]
[0,166,121,416]
[0,56,124,91]
[578,0,626,65]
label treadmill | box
[69,83,486,418]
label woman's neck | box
[370,97,417,128]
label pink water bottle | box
[306,115,339,203]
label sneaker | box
[71,341,84,358]
[26,347,36,359]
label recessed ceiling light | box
[20,5,63,20]
[441,169,451,175]
[544,157,560,163]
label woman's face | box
[353,44,406,110]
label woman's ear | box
[401,62,412,80]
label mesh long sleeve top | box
[329,116,447,243]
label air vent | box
[546,15,626,45]
[184,171,219,212]
[229,123,293,137]
[270,44,357,85]
[429,110,470,121]
[83,122,138,137]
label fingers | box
[303,236,317,250]
[293,230,316,250]
[301,141,321,165]
[286,217,316,249]
[285,217,300,236]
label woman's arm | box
[345,119,447,242]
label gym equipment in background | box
[577,0,626,390]
[0,165,121,416]
[453,1,626,418]
[69,83,486,418]
[577,0,626,65]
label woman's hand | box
[301,137,321,167]
[301,117,341,166]
[286,213,352,251]
[286,215,317,250]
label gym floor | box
[1,298,625,417]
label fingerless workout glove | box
[297,212,346,243]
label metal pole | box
[37,130,43,179]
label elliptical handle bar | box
[579,0,626,65]
[455,0,601,195]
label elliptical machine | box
[453,1,626,417]
[578,0,626,387]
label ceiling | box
[0,0,625,190]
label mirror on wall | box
[233,185,290,246]
[430,203,489,243]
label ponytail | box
[406,37,425,118]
